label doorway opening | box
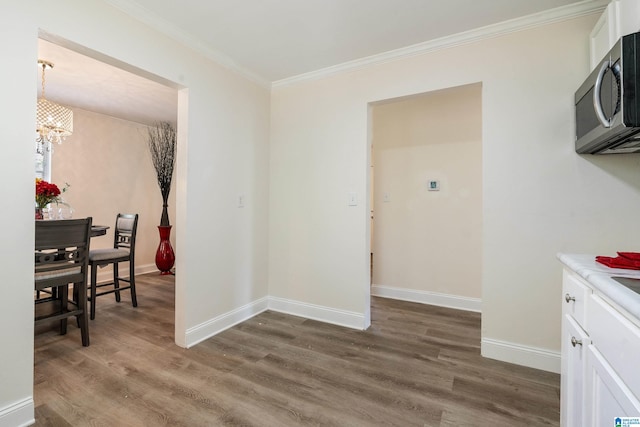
[35,32,186,344]
[368,83,483,313]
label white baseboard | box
[268,296,366,330]
[371,286,559,373]
[177,289,560,375]
[183,295,366,348]
[185,297,269,347]
[0,398,34,427]
[371,284,481,312]
[481,337,561,374]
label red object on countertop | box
[616,252,640,261]
[595,252,640,270]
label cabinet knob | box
[565,293,575,303]
[571,336,582,347]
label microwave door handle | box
[593,60,612,128]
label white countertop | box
[558,253,640,322]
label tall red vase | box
[155,225,175,275]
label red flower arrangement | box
[35,178,67,209]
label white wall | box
[51,108,177,277]
[0,1,270,425]
[269,82,371,327]
[0,4,39,425]
[371,84,482,308]
[270,13,640,372]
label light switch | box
[238,194,245,208]
[383,192,390,202]
[348,192,358,206]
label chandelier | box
[36,60,73,151]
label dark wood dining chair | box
[35,217,92,346]
[88,213,138,320]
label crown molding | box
[104,0,608,89]
[272,0,609,88]
[103,0,271,88]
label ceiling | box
[39,0,598,125]
[109,0,590,82]
[37,39,178,126]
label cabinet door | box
[618,0,640,37]
[561,314,589,427]
[584,345,640,427]
[590,1,620,69]
[588,294,640,399]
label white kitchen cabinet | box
[559,263,640,427]
[561,269,592,427]
[585,345,640,426]
[590,0,619,68]
[617,0,640,40]
[561,314,589,427]
[589,0,640,70]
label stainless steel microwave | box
[575,32,640,154]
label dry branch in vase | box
[147,122,176,227]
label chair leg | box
[76,281,90,346]
[59,285,68,335]
[113,262,121,302]
[90,263,98,320]
[129,260,138,307]
[73,284,81,328]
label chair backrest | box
[35,218,92,289]
[114,213,138,256]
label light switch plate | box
[348,192,358,206]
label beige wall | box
[1,1,270,422]
[51,108,177,277]
[270,13,640,372]
[371,84,482,301]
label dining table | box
[90,225,109,237]
[34,221,109,237]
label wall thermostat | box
[428,180,440,191]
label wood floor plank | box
[32,403,73,427]
[251,350,445,426]
[33,274,559,426]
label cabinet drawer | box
[588,294,640,400]
[562,269,590,327]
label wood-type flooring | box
[33,273,560,426]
